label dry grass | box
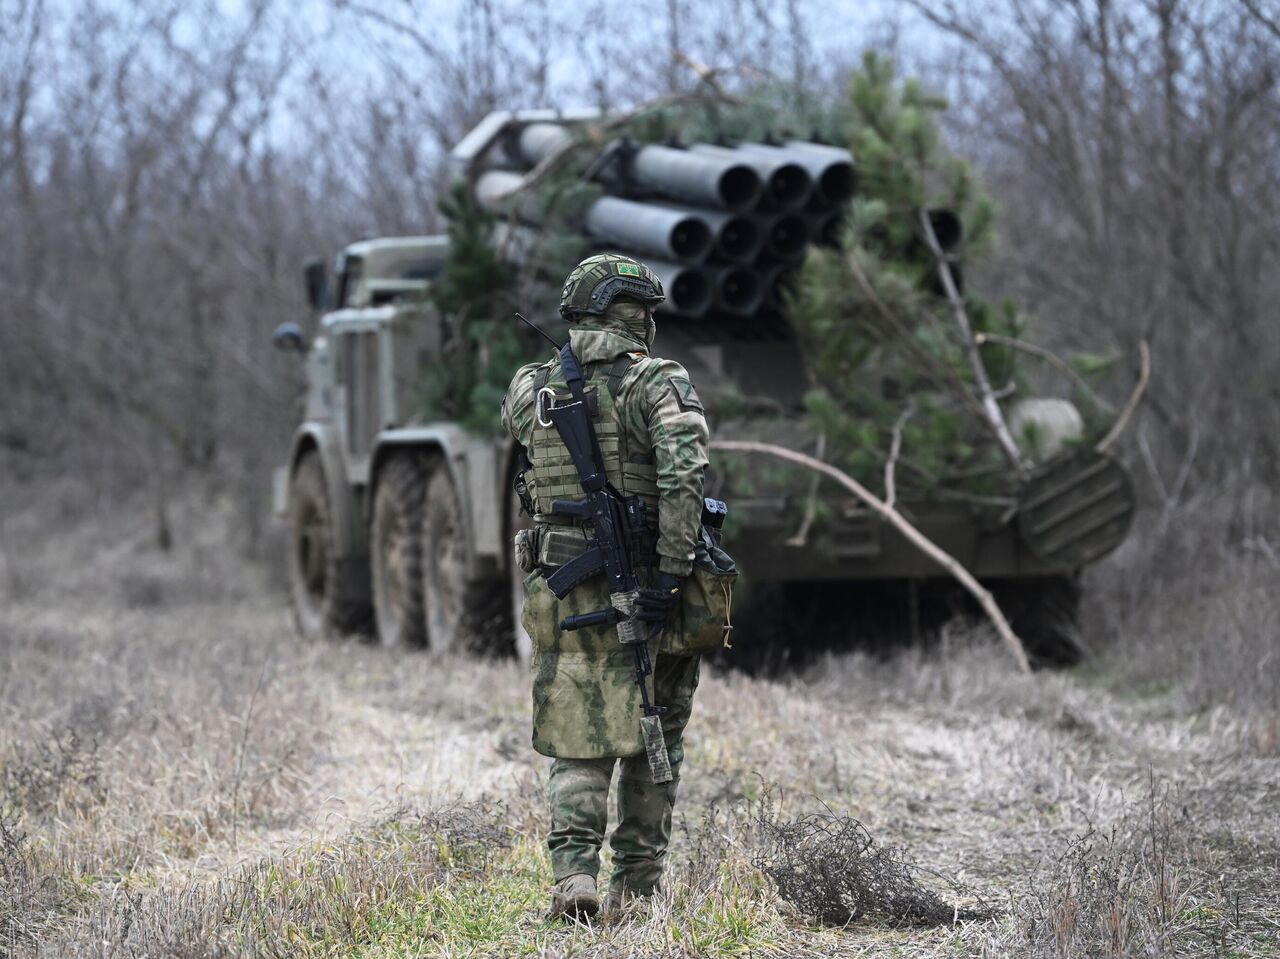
[1,473,1277,957]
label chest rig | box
[523,353,660,569]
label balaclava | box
[605,300,656,350]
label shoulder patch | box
[668,375,704,412]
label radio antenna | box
[515,312,563,351]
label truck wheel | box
[419,463,499,650]
[288,451,368,639]
[370,454,429,648]
[508,479,533,662]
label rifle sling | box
[558,342,608,489]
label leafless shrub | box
[411,800,514,877]
[0,728,104,817]
[1015,783,1202,958]
[753,794,981,927]
[1087,480,1280,753]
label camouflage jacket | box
[502,315,709,758]
[502,317,710,576]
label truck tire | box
[370,453,429,648]
[288,451,369,639]
[421,465,503,652]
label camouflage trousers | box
[547,653,700,894]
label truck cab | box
[275,236,517,655]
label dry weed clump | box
[0,728,104,817]
[0,484,336,948]
[1015,783,1206,959]
[753,800,974,928]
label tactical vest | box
[525,354,660,568]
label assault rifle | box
[538,337,673,783]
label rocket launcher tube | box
[691,143,812,211]
[474,169,543,221]
[737,141,856,205]
[645,258,713,317]
[808,209,846,248]
[642,202,763,263]
[516,122,574,165]
[630,144,762,211]
[584,196,713,262]
[755,212,811,260]
[712,265,764,316]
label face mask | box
[623,308,656,349]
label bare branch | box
[1241,0,1280,42]
[712,439,1032,674]
[973,331,1113,412]
[785,432,826,547]
[919,208,1028,476]
[1096,340,1151,454]
[884,402,915,511]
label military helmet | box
[559,253,665,319]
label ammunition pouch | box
[666,526,738,655]
[531,519,658,575]
[513,527,539,574]
[537,525,591,568]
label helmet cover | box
[559,253,665,319]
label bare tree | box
[908,0,1280,491]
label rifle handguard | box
[549,498,591,519]
[560,608,620,631]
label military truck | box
[272,110,1135,663]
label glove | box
[634,572,684,624]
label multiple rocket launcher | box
[468,120,857,319]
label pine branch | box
[918,208,1027,476]
[842,250,992,426]
[974,331,1113,413]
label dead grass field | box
[1,475,1277,957]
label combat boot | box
[602,882,656,917]
[602,885,624,916]
[549,873,598,920]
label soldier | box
[502,253,710,919]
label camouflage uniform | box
[502,258,709,902]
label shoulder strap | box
[555,342,607,488]
[605,354,635,402]
[533,363,552,393]
[559,342,587,399]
